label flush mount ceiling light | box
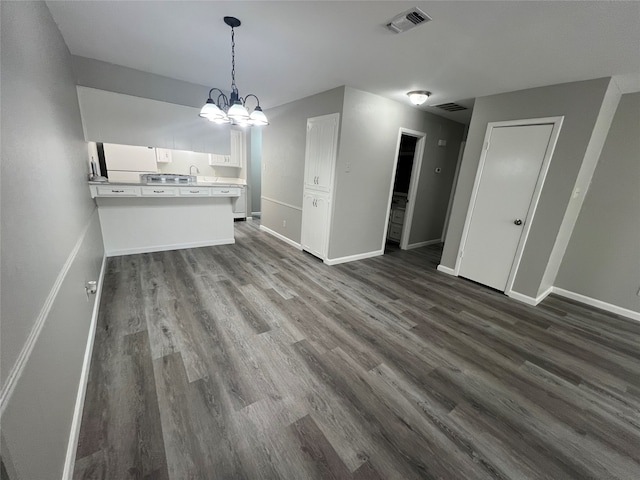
[407,90,431,106]
[199,16,268,127]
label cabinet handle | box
[153,190,165,193]
[221,190,230,193]
[189,190,199,193]
[112,189,124,193]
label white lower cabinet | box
[301,191,330,259]
[233,187,247,219]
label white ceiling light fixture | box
[199,17,268,127]
[407,90,431,106]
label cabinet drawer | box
[210,187,240,197]
[180,187,210,196]
[96,186,140,196]
[391,208,405,224]
[141,186,178,196]
[388,223,402,241]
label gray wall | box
[73,55,210,108]
[555,92,640,312]
[261,87,345,243]
[441,78,612,297]
[1,2,104,477]
[329,87,464,259]
[250,127,262,215]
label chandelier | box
[199,17,268,126]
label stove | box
[140,173,196,185]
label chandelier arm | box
[243,94,261,108]
[216,92,230,109]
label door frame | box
[454,116,564,295]
[382,128,427,251]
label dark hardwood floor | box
[74,219,640,479]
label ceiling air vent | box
[386,7,432,34]
[434,102,468,112]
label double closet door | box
[301,113,340,260]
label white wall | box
[1,2,104,477]
[555,92,640,313]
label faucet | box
[189,165,200,176]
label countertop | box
[89,179,246,187]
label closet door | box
[301,192,329,259]
[303,113,340,192]
[458,123,555,291]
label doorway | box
[385,129,426,252]
[455,117,563,293]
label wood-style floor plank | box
[74,219,640,479]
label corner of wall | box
[538,78,622,296]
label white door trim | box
[382,128,427,252]
[454,116,564,297]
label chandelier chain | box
[230,27,237,92]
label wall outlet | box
[282,220,286,228]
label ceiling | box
[46,1,640,124]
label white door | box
[301,192,329,259]
[458,123,554,291]
[303,113,339,191]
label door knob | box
[514,219,523,225]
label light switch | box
[438,139,447,147]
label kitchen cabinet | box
[301,113,340,261]
[301,192,330,259]
[233,187,247,219]
[303,113,340,192]
[229,129,245,167]
[387,193,407,243]
[209,129,244,167]
[209,154,233,166]
[89,184,241,198]
[141,186,178,196]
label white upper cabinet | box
[229,129,245,168]
[76,86,230,154]
[303,113,340,192]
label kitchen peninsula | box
[90,178,243,256]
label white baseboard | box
[0,214,97,417]
[552,287,640,322]
[507,286,553,306]
[437,264,456,276]
[259,225,302,250]
[406,238,442,250]
[325,249,383,265]
[106,238,235,257]
[62,255,107,480]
